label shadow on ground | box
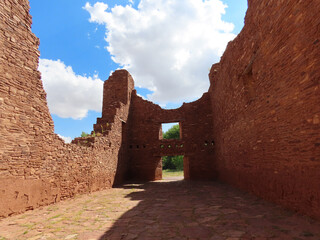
[98,180,320,240]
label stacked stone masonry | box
[0,0,130,218]
[0,0,319,219]
[209,0,320,219]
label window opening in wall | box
[161,155,184,180]
[160,122,181,140]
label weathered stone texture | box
[0,0,129,218]
[209,0,320,218]
[1,0,320,220]
[126,91,215,181]
[91,71,215,181]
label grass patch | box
[47,206,59,212]
[21,223,36,229]
[48,214,62,220]
[162,169,183,178]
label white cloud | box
[84,0,235,104]
[39,59,103,119]
[58,134,72,143]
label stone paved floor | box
[1,179,320,240]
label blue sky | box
[29,0,247,142]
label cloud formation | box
[84,0,235,104]
[39,59,103,119]
[58,134,72,143]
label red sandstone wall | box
[1,0,319,221]
[0,0,129,218]
[127,91,216,181]
[93,70,134,185]
[210,0,320,218]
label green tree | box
[172,155,183,170]
[163,124,180,139]
[162,156,175,169]
[162,155,183,170]
[81,131,89,137]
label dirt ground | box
[1,179,320,240]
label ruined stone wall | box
[0,0,129,218]
[95,70,134,131]
[93,70,134,185]
[1,0,320,220]
[127,91,216,181]
[210,0,320,218]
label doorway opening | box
[161,155,185,180]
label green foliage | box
[172,155,183,170]
[162,155,183,170]
[80,131,96,138]
[81,132,89,137]
[163,124,180,139]
[162,156,175,169]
